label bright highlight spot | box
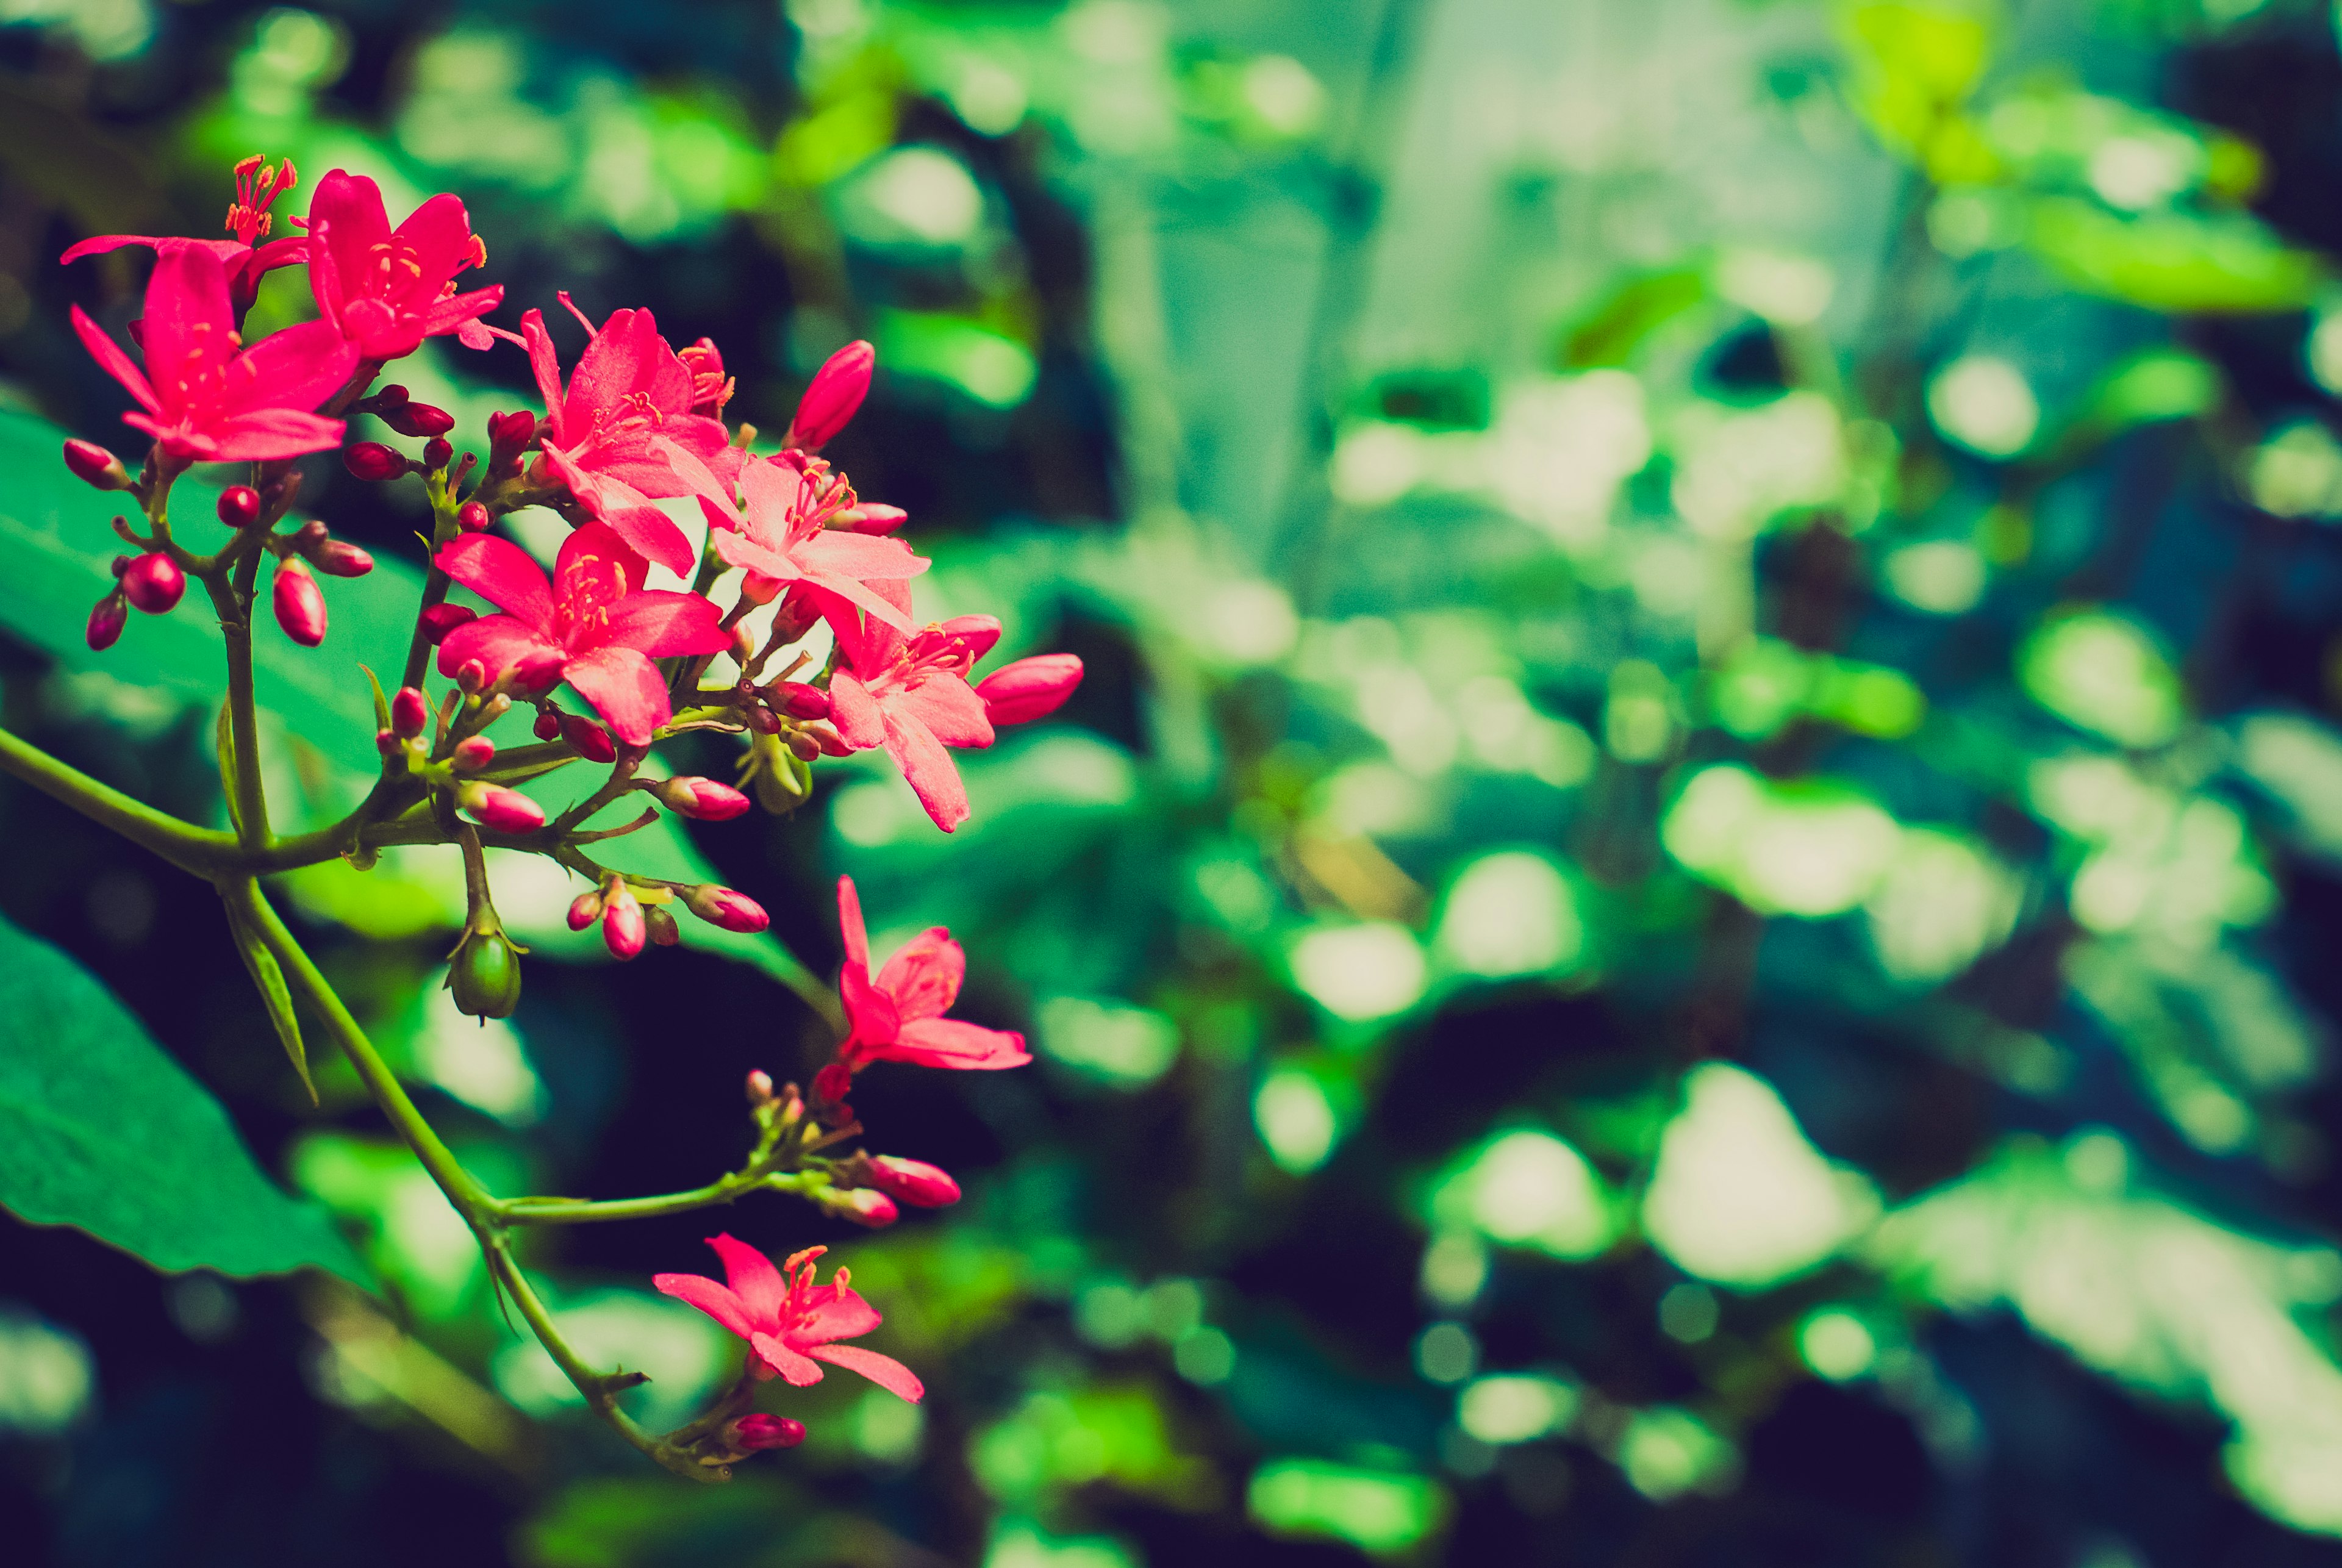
[1436,851,1585,978]
[1882,540,1987,614]
[1928,355,2039,458]
[1036,995,1181,1086]
[1248,1459,1447,1555]
[1863,828,2021,984]
[1617,1406,1736,1500]
[1428,1129,1616,1258]
[1662,765,1902,917]
[1254,1069,1340,1173]
[1416,1322,1478,1383]
[1458,1374,1578,1444]
[1799,1309,1878,1381]
[1642,1064,1882,1289]
[2018,609,2186,749]
[0,1309,93,1434]
[1287,922,1427,1020]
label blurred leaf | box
[0,912,368,1285]
[2024,198,2326,314]
[1560,267,1710,368]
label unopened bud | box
[376,728,400,756]
[457,781,545,834]
[311,538,374,578]
[382,400,454,438]
[646,906,681,947]
[391,686,428,737]
[217,485,262,529]
[820,1185,898,1228]
[85,590,127,651]
[457,501,491,532]
[63,439,129,490]
[418,603,476,643]
[865,1155,961,1208]
[453,735,495,772]
[532,709,561,740]
[345,442,404,482]
[423,437,453,470]
[770,681,829,720]
[651,775,751,822]
[771,585,821,646]
[487,409,535,470]
[682,884,770,934]
[786,730,822,762]
[120,552,185,615]
[727,1413,805,1452]
[746,1069,775,1105]
[975,654,1084,727]
[374,384,410,408]
[789,340,874,450]
[603,881,645,961]
[273,557,327,646]
[560,714,615,763]
[446,924,523,1019]
[834,503,907,535]
[566,889,604,931]
[732,623,757,664]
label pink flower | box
[833,875,1028,1073]
[827,599,1002,832]
[659,441,927,634]
[432,521,726,745]
[523,297,736,578]
[72,245,357,462]
[654,1237,923,1402]
[305,170,502,360]
[788,340,874,449]
[62,156,306,317]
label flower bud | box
[345,442,404,482]
[820,1185,898,1228]
[865,1155,962,1208]
[532,708,562,740]
[457,501,492,532]
[727,1413,805,1452]
[682,884,770,934]
[374,384,410,408]
[508,647,568,695]
[560,714,616,763]
[566,889,604,931]
[311,539,374,578]
[770,681,830,720]
[602,881,645,961]
[446,925,523,1019]
[487,409,535,471]
[120,552,185,614]
[786,730,822,762]
[731,622,757,664]
[789,340,874,449]
[217,485,262,529]
[273,557,328,646]
[833,503,907,535]
[746,1069,775,1105]
[382,400,454,438]
[457,781,546,834]
[975,654,1084,727]
[772,585,822,646]
[652,775,751,822]
[391,686,428,738]
[86,590,127,651]
[453,735,495,772]
[423,437,453,470]
[646,906,681,947]
[811,1061,854,1106]
[63,439,129,490]
[376,728,401,756]
[418,603,476,643]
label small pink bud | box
[682,884,770,934]
[566,889,604,931]
[313,539,374,578]
[561,714,616,763]
[731,622,757,664]
[487,409,535,469]
[454,659,488,695]
[827,1186,898,1228]
[654,776,751,822]
[533,708,562,740]
[273,557,328,646]
[120,552,185,615]
[457,501,491,532]
[866,1155,961,1208]
[812,1061,854,1106]
[834,503,906,535]
[458,781,545,834]
[976,654,1084,726]
[418,603,476,642]
[391,686,428,737]
[646,907,681,947]
[771,681,830,720]
[85,591,127,651]
[374,384,411,408]
[376,728,401,756]
[746,1069,775,1104]
[217,485,262,529]
[786,730,822,762]
[453,735,495,772]
[423,437,453,470]
[789,340,874,449]
[63,439,129,490]
[382,401,454,437]
[603,882,645,960]
[345,442,404,482]
[728,1413,805,1451]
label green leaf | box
[2023,198,2326,315]
[222,881,314,1101]
[0,911,369,1284]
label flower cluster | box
[55,157,1078,1470]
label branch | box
[0,726,235,876]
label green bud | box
[447,923,523,1018]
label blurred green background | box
[8,0,2342,1563]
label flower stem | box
[0,726,234,875]
[212,544,272,847]
[499,1170,821,1226]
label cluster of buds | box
[567,875,769,961]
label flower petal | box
[705,1233,788,1325]
[836,875,872,972]
[562,643,671,746]
[221,319,359,416]
[875,929,964,1023]
[893,675,993,751]
[521,309,566,429]
[436,534,556,627]
[437,615,562,685]
[600,589,728,659]
[806,1343,924,1403]
[198,408,349,462]
[71,306,160,413]
[791,1285,883,1346]
[826,671,887,752]
[885,1017,1031,1070]
[652,1271,757,1340]
[882,706,971,832]
[138,243,233,384]
[748,1332,827,1386]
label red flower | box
[71,245,357,462]
[523,297,735,578]
[305,170,502,360]
[834,875,1028,1073]
[654,1237,923,1402]
[827,596,1004,833]
[433,521,726,745]
[62,156,305,317]
[661,441,928,634]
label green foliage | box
[0,911,367,1284]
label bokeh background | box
[6,0,2342,1563]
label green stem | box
[0,727,236,875]
[501,1170,820,1226]
[213,545,271,848]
